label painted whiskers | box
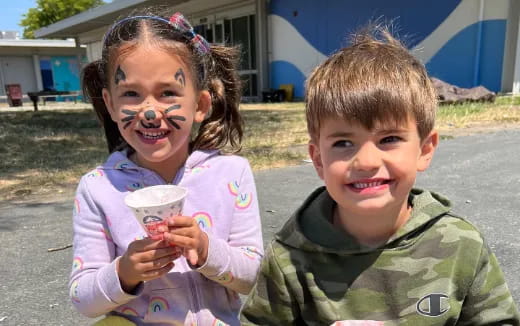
[165,104,186,129]
[120,105,186,130]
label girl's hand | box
[117,238,181,293]
[160,216,209,267]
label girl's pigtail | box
[192,45,243,153]
[81,60,126,153]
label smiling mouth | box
[348,180,391,189]
[137,130,170,140]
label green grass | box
[0,110,107,199]
[241,106,308,169]
[436,98,520,129]
[1,97,519,200]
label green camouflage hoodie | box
[241,187,519,325]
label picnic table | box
[27,90,82,111]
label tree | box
[20,0,105,39]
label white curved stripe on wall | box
[269,14,327,76]
[412,0,509,64]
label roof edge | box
[0,39,85,48]
[34,0,150,38]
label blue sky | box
[0,0,112,38]
[0,0,37,36]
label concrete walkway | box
[1,129,519,325]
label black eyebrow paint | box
[174,68,186,88]
[115,65,126,85]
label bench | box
[27,91,82,111]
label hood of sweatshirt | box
[98,149,220,184]
[275,186,452,254]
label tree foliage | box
[20,0,105,39]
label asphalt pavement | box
[1,129,519,325]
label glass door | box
[195,14,257,98]
[229,15,257,98]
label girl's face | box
[102,44,210,175]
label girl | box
[70,9,263,325]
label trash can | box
[5,84,23,107]
[279,84,294,102]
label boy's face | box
[309,117,438,218]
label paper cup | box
[124,185,188,238]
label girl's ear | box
[194,90,211,123]
[308,141,325,180]
[102,88,117,122]
[417,130,439,172]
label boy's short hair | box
[305,25,437,141]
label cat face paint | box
[141,109,160,129]
[121,108,161,129]
[120,105,186,130]
[121,109,137,129]
[174,68,186,88]
[115,65,126,85]
[164,104,186,130]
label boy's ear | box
[101,88,117,122]
[417,130,439,172]
[308,141,325,180]
[194,90,211,123]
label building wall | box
[85,41,102,62]
[79,26,106,62]
[0,47,83,56]
[0,44,85,98]
[0,56,37,96]
[49,56,81,91]
[0,54,84,97]
[269,0,510,98]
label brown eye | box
[162,90,177,97]
[380,136,402,144]
[332,140,353,148]
[123,91,139,97]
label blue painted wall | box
[270,0,461,55]
[269,0,507,97]
[51,56,81,92]
[426,20,506,92]
[270,61,306,99]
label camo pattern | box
[241,187,519,325]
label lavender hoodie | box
[69,149,263,325]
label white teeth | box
[352,181,384,189]
[141,131,167,139]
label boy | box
[240,28,519,325]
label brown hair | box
[82,8,243,153]
[305,25,436,141]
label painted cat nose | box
[144,110,156,120]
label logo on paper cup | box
[143,215,162,224]
[142,215,166,236]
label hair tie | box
[169,12,211,55]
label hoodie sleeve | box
[69,176,142,318]
[196,159,264,295]
[459,242,520,325]
[240,242,300,325]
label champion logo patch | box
[416,293,450,317]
